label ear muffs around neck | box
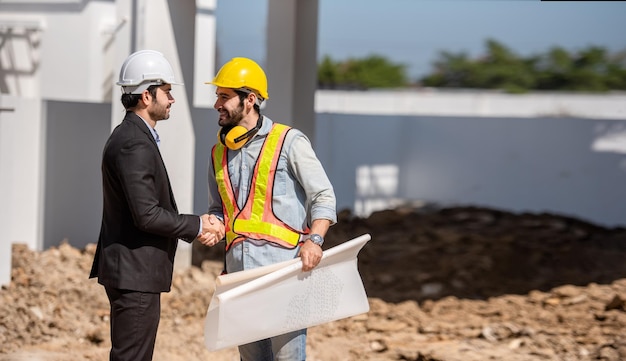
[218,125,252,150]
[217,116,263,150]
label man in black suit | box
[90,50,223,361]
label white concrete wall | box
[0,3,117,101]
[315,90,626,228]
[39,2,116,102]
[0,0,219,284]
[0,13,44,97]
[315,90,626,119]
[0,96,45,286]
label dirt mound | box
[2,206,626,361]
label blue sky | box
[215,0,626,79]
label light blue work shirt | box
[207,116,337,273]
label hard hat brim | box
[119,80,184,94]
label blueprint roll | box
[204,234,371,351]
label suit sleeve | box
[116,138,200,241]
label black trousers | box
[105,286,161,361]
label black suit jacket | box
[90,112,199,293]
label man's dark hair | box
[235,89,261,114]
[120,85,159,110]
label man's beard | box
[149,100,170,120]
[220,104,244,127]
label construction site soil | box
[1,206,626,361]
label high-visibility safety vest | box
[212,123,309,251]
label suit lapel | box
[125,112,178,212]
[126,112,159,149]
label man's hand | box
[298,239,323,272]
[197,214,225,247]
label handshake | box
[197,214,225,247]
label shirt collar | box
[138,116,160,145]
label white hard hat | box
[117,50,183,94]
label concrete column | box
[112,0,211,270]
[111,0,133,128]
[0,15,46,285]
[0,97,45,285]
[265,0,319,144]
[194,0,217,109]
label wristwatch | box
[307,233,324,247]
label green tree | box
[320,40,626,92]
[423,39,534,93]
[317,54,408,89]
[318,55,340,89]
[605,50,626,89]
[477,39,536,93]
[420,39,626,92]
[533,46,574,90]
[421,51,474,88]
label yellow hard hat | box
[206,57,269,100]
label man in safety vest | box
[205,57,337,360]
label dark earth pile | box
[2,206,626,360]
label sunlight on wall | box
[0,19,43,97]
[591,123,626,171]
[354,164,403,217]
[592,123,626,155]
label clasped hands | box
[197,214,225,247]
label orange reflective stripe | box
[212,144,240,246]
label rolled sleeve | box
[288,132,337,225]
